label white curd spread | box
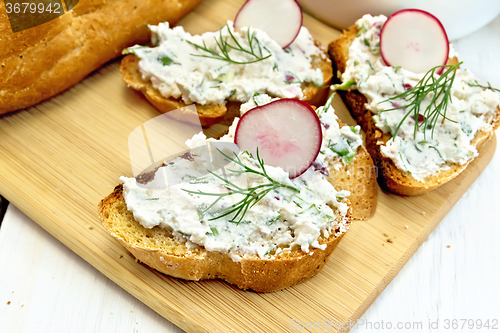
[120,95,362,261]
[341,15,500,181]
[125,22,324,105]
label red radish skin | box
[380,9,449,74]
[234,99,322,179]
[234,0,303,49]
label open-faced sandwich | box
[329,10,500,195]
[98,93,377,292]
[120,0,333,126]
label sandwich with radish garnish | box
[99,93,377,292]
[120,0,333,126]
[329,9,500,195]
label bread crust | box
[327,129,377,219]
[120,40,333,126]
[329,26,500,196]
[0,0,203,115]
[98,143,377,292]
[120,54,235,127]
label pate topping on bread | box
[119,94,362,262]
[124,22,324,106]
[340,15,500,182]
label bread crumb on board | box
[382,233,393,243]
[447,245,451,248]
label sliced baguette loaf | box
[0,0,203,115]
[120,39,333,127]
[98,142,377,292]
[329,26,500,196]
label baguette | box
[98,99,377,292]
[329,23,500,196]
[120,30,333,127]
[0,0,203,115]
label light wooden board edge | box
[345,136,497,333]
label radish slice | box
[234,0,303,49]
[234,99,322,179]
[380,9,449,74]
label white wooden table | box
[1,14,500,333]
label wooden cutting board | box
[0,0,496,332]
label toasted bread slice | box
[329,26,500,196]
[98,143,376,292]
[120,39,333,127]
[100,184,350,292]
[327,126,377,219]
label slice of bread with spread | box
[98,97,377,292]
[0,0,203,115]
[329,16,500,196]
[99,183,348,292]
[120,23,333,127]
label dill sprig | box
[321,91,336,113]
[186,23,272,65]
[331,80,356,91]
[468,80,500,93]
[182,149,299,224]
[380,62,463,139]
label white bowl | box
[298,0,500,40]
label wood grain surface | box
[0,0,497,332]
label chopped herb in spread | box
[124,21,324,106]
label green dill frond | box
[182,148,299,225]
[186,23,272,65]
[379,62,463,139]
